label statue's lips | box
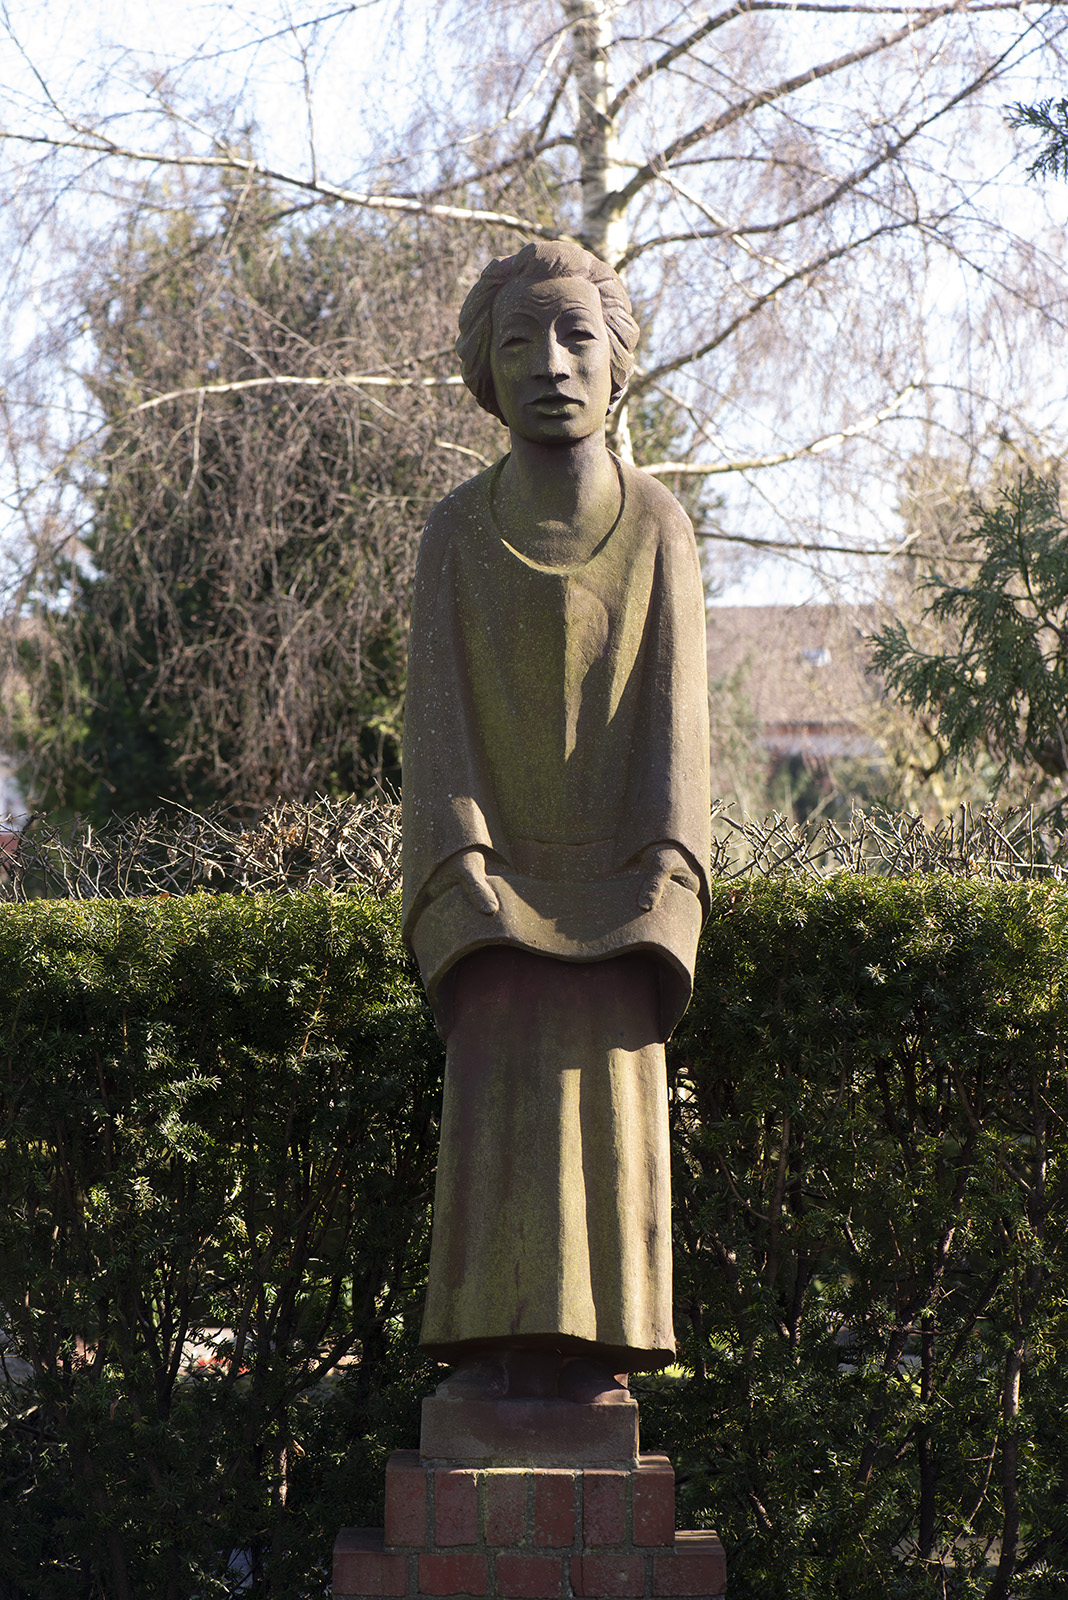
[529,393,582,415]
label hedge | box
[1,879,1066,1599]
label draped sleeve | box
[401,461,711,1037]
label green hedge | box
[1,880,1066,1599]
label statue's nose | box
[533,329,569,381]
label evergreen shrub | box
[0,891,441,1599]
[1,878,1066,1597]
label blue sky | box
[3,1,1067,609]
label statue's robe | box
[402,457,711,1370]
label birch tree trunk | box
[564,1,635,459]
[564,0,628,268]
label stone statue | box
[402,240,711,1410]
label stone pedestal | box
[333,1444,726,1600]
[419,1395,640,1467]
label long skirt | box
[419,945,675,1371]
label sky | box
[3,0,416,181]
[2,0,1067,610]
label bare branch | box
[121,373,466,416]
[423,136,573,201]
[609,0,1044,120]
[462,22,570,147]
[631,223,908,393]
[433,438,493,466]
[618,48,1014,267]
[3,794,1062,902]
[0,375,471,516]
[694,526,929,557]
[612,2,1004,212]
[0,129,568,241]
[608,1,752,119]
[641,383,919,474]
[651,169,789,273]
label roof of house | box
[706,604,881,758]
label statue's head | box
[456,241,639,424]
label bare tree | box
[5,3,1064,474]
[2,0,1068,808]
[4,176,505,813]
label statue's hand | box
[637,846,700,914]
[428,847,501,916]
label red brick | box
[582,1471,627,1547]
[334,1528,408,1596]
[434,1470,479,1546]
[496,1553,564,1598]
[386,1451,428,1547]
[570,1554,646,1597]
[633,1458,675,1548]
[486,1470,528,1547]
[652,1532,727,1597]
[532,1471,575,1548]
[418,1552,488,1595]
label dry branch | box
[1,797,1063,904]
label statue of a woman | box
[402,240,710,1405]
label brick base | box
[334,1453,725,1599]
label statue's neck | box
[495,432,621,566]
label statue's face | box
[490,275,613,443]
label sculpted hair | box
[456,241,640,423]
